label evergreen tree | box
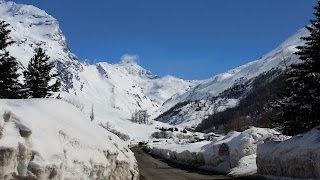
[272,1,320,135]
[0,20,21,99]
[90,104,95,121]
[24,48,60,98]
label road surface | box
[131,147,234,180]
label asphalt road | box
[131,147,235,180]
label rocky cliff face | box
[0,0,81,90]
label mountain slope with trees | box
[0,20,21,99]
[196,69,285,133]
[271,1,320,135]
[155,27,311,130]
[23,47,60,98]
[1,0,318,139]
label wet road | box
[131,147,235,180]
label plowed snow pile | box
[0,99,139,180]
[149,127,283,177]
[257,127,320,179]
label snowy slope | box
[0,0,197,140]
[0,99,139,179]
[156,27,309,127]
[59,57,194,140]
[0,0,81,91]
[164,27,307,106]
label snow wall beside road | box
[0,99,139,180]
[150,127,280,175]
[257,127,320,179]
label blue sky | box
[12,0,315,79]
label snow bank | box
[200,131,240,169]
[202,127,279,175]
[0,99,139,180]
[150,140,209,166]
[257,127,320,179]
[228,154,257,177]
[149,127,280,176]
[227,127,279,168]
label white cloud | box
[120,54,139,64]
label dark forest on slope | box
[196,68,286,133]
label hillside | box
[196,69,286,133]
[155,27,308,128]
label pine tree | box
[0,20,21,99]
[24,48,60,98]
[272,1,320,135]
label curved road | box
[131,147,234,180]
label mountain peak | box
[1,1,48,18]
[119,54,138,64]
[116,54,159,79]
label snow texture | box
[257,127,320,179]
[149,127,281,177]
[0,99,139,180]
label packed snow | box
[257,127,320,179]
[148,127,320,178]
[0,99,139,180]
[148,127,284,177]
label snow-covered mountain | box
[0,0,310,135]
[0,0,197,140]
[1,1,314,179]
[155,27,309,127]
[0,0,81,90]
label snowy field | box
[0,99,139,180]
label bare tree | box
[100,121,114,130]
[131,110,150,124]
